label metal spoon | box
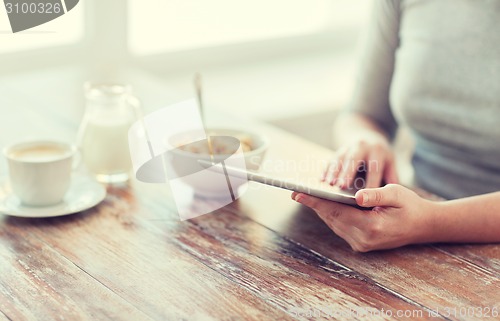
[193,72,215,163]
[194,72,205,127]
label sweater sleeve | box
[346,0,401,138]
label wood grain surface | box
[0,73,499,320]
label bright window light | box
[128,0,336,55]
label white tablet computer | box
[199,160,370,210]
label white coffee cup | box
[3,140,76,207]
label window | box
[128,0,366,56]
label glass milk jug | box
[78,83,139,183]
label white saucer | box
[0,175,106,218]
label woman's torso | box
[390,0,500,198]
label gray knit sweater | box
[348,0,500,199]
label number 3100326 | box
[5,2,62,14]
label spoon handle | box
[194,72,205,126]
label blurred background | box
[0,0,371,148]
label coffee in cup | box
[3,141,76,206]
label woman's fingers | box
[355,184,405,208]
[293,185,421,252]
[364,148,385,188]
[327,159,344,186]
[321,161,337,184]
[293,193,339,216]
[323,149,346,185]
[321,163,330,182]
[337,148,366,188]
[292,192,372,251]
[383,156,399,184]
[325,141,397,189]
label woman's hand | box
[292,184,437,252]
[323,135,399,189]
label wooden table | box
[0,70,499,321]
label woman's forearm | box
[420,192,500,243]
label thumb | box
[355,184,403,208]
